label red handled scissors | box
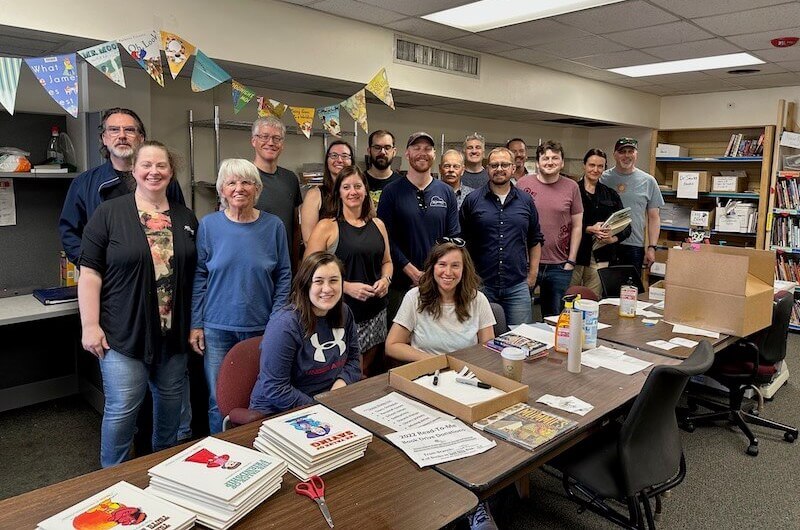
[295,474,334,528]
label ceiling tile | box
[752,44,800,62]
[572,49,661,69]
[647,0,790,19]
[727,28,800,51]
[658,78,744,92]
[536,36,629,59]
[356,0,468,16]
[642,39,743,61]
[385,17,470,42]
[707,62,789,77]
[280,0,324,5]
[604,22,714,49]
[776,60,800,71]
[478,19,591,47]
[603,76,662,87]
[539,59,630,81]
[693,4,800,36]
[554,1,678,34]
[730,72,800,88]
[495,48,555,65]
[310,0,407,25]
[444,34,517,54]
[631,71,716,84]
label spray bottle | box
[555,294,579,353]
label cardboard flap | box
[667,249,748,295]
[690,245,775,283]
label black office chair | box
[598,265,645,299]
[489,302,509,337]
[553,342,714,529]
[682,291,799,456]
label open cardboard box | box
[389,355,529,423]
[664,246,774,337]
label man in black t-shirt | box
[365,129,402,208]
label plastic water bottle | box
[46,126,64,165]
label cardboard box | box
[690,209,714,228]
[664,246,774,337]
[672,170,711,192]
[657,143,689,157]
[711,176,748,193]
[648,280,666,300]
[389,355,529,423]
[660,202,692,227]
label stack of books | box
[147,437,287,530]
[36,481,195,530]
[593,207,631,250]
[254,404,373,480]
[486,330,549,361]
[473,402,578,451]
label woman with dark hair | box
[249,251,362,415]
[571,148,631,296]
[300,140,354,244]
[385,241,495,362]
[305,166,392,376]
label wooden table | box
[317,342,679,498]
[0,414,477,529]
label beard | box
[107,142,135,160]
[409,156,433,173]
[370,154,392,170]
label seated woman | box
[300,140,353,245]
[249,252,362,415]
[386,240,495,362]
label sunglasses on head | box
[436,237,466,248]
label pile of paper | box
[37,481,195,530]
[254,404,373,480]
[147,437,287,530]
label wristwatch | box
[647,245,658,251]
[384,275,392,284]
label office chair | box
[489,302,509,336]
[565,285,600,302]
[682,291,799,456]
[598,265,645,299]
[553,342,714,529]
[216,336,266,431]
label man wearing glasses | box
[461,147,543,326]
[365,129,402,208]
[377,132,460,320]
[59,107,185,265]
[251,116,302,267]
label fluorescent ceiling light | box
[422,0,625,33]
[609,53,764,77]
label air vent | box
[394,36,479,78]
[543,117,618,128]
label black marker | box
[455,377,492,389]
[433,369,440,386]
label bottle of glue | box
[619,277,638,318]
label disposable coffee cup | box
[501,347,526,382]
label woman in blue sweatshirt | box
[249,252,362,415]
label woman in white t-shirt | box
[386,239,495,362]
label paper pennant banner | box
[341,89,368,133]
[24,54,79,117]
[78,41,126,88]
[231,80,255,114]
[290,106,315,139]
[191,50,231,92]
[317,105,341,137]
[257,96,287,118]
[0,57,22,115]
[118,30,165,87]
[160,31,196,80]
[365,67,395,110]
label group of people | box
[58,108,664,485]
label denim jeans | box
[99,348,187,468]
[537,263,575,318]
[178,371,192,441]
[482,281,532,327]
[203,328,262,434]
[617,245,644,276]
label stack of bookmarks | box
[147,437,287,530]
[254,404,373,480]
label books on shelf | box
[772,216,800,249]
[723,132,764,157]
[254,404,373,480]
[776,253,800,283]
[36,481,195,530]
[472,402,578,451]
[776,172,800,210]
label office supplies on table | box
[456,376,491,389]
[295,475,334,528]
[433,369,439,386]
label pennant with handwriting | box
[161,31,196,80]
[365,67,395,110]
[232,80,256,114]
[341,89,368,133]
[257,96,287,118]
[290,106,315,139]
[25,55,79,117]
[118,30,165,87]
[78,42,126,88]
[0,57,22,115]
[191,50,231,92]
[318,105,341,137]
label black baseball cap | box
[614,137,638,151]
[407,131,435,148]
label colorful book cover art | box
[317,105,341,137]
[78,42,126,88]
[262,404,372,457]
[0,57,22,115]
[191,50,231,92]
[257,96,287,119]
[72,497,146,529]
[185,447,242,469]
[290,106,315,139]
[117,30,164,87]
[340,89,368,134]
[24,54,79,117]
[160,31,196,80]
[365,67,395,109]
[231,80,256,114]
[481,404,577,451]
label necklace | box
[135,192,167,212]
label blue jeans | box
[203,328,262,434]
[617,245,644,276]
[537,264,575,318]
[482,281,532,327]
[99,348,187,468]
[178,371,192,441]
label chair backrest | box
[758,290,793,365]
[617,341,714,496]
[565,285,600,302]
[216,336,263,418]
[489,302,509,336]
[597,265,645,299]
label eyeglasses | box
[416,189,427,211]
[254,134,284,144]
[328,153,352,161]
[370,144,395,152]
[223,179,256,189]
[488,162,514,170]
[436,236,466,248]
[104,126,140,137]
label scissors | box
[295,474,334,528]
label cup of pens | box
[501,347,525,382]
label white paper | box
[414,369,505,405]
[581,345,652,375]
[544,315,611,329]
[600,298,652,311]
[536,394,594,416]
[677,171,700,199]
[642,318,659,325]
[385,420,496,467]
[638,309,663,318]
[669,337,699,348]
[507,323,556,348]
[646,340,680,351]
[351,392,453,432]
[670,323,720,339]
[0,178,16,226]
[652,300,665,310]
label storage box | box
[660,203,692,227]
[389,355,529,423]
[648,280,666,300]
[672,170,711,193]
[690,209,714,228]
[711,176,748,193]
[657,143,689,157]
[664,246,774,337]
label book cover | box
[33,285,77,305]
[475,403,578,451]
[489,332,549,359]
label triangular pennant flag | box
[0,57,22,115]
[24,54,79,117]
[341,89,368,134]
[231,80,256,114]
[257,96,287,118]
[118,30,165,87]
[191,50,231,92]
[290,106,315,139]
[365,67,395,110]
[317,105,341,137]
[78,41,126,88]
[160,31,196,80]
